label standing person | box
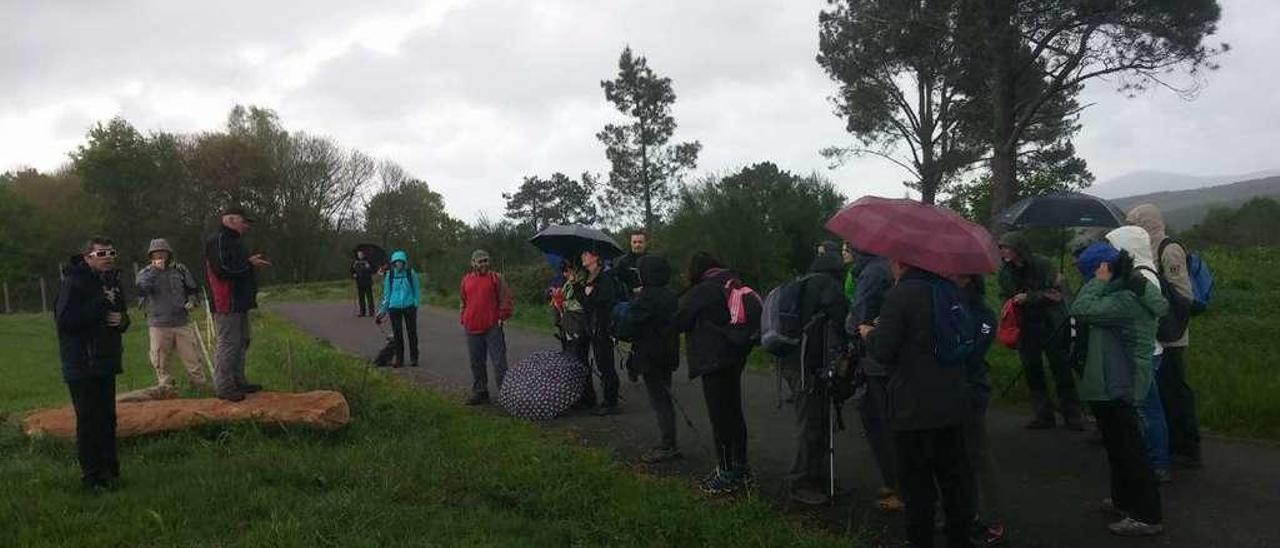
[351,250,376,317]
[460,249,513,405]
[861,260,973,548]
[998,232,1083,430]
[785,244,849,506]
[1127,204,1201,469]
[1071,242,1167,537]
[381,250,422,368]
[56,237,130,490]
[573,248,624,415]
[956,275,1006,545]
[841,242,859,304]
[676,252,753,495]
[1107,227,1172,482]
[847,250,904,512]
[205,207,270,402]
[136,238,208,391]
[619,254,682,463]
[613,230,649,295]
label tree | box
[598,46,701,231]
[364,176,466,268]
[974,0,1224,223]
[503,172,598,230]
[817,0,986,204]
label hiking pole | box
[191,318,216,384]
[829,378,837,502]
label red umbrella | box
[825,196,999,275]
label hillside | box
[1093,169,1280,199]
[1112,175,1280,231]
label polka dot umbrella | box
[498,350,589,421]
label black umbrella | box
[497,350,590,421]
[996,192,1126,230]
[529,224,624,260]
[353,243,388,267]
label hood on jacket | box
[637,254,672,287]
[809,248,844,276]
[147,238,174,257]
[390,250,408,264]
[63,254,90,277]
[1106,226,1159,288]
[999,231,1036,262]
[1126,204,1167,246]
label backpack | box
[910,278,979,367]
[1158,238,1214,314]
[760,274,818,356]
[722,278,763,349]
[1136,265,1191,344]
[612,301,635,342]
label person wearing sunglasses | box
[55,236,131,491]
[205,207,271,402]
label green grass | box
[0,312,847,547]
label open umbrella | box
[825,196,999,275]
[353,243,388,268]
[995,192,1125,230]
[529,225,624,260]
[497,350,589,421]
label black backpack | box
[760,274,819,356]
[1135,266,1191,343]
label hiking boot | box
[1108,517,1163,537]
[789,485,830,506]
[240,384,263,394]
[876,493,905,512]
[218,392,246,402]
[1025,418,1056,430]
[466,392,490,406]
[1154,468,1173,484]
[698,468,741,495]
[591,404,620,416]
[639,446,682,464]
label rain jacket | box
[205,225,258,314]
[676,267,746,379]
[866,269,967,431]
[351,258,375,288]
[624,255,680,373]
[136,257,199,328]
[785,250,849,380]
[998,232,1066,338]
[1070,273,1168,404]
[847,255,893,377]
[1127,204,1192,347]
[56,256,131,382]
[382,251,422,311]
[460,264,514,334]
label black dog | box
[372,316,397,367]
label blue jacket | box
[381,250,421,311]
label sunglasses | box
[87,249,118,259]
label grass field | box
[0,312,846,547]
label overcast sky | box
[3,0,1277,221]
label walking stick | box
[191,318,216,383]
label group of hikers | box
[53,199,1204,546]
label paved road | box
[274,302,1279,547]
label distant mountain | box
[1112,176,1280,232]
[1093,169,1280,199]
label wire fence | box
[2,262,148,315]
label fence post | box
[3,281,9,314]
[40,277,48,313]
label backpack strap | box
[1156,237,1186,276]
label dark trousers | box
[788,380,831,487]
[858,376,897,488]
[642,368,677,448]
[388,307,419,366]
[701,357,749,471]
[1018,323,1082,422]
[1092,400,1163,524]
[356,283,374,316]
[895,426,974,548]
[1158,346,1201,460]
[67,376,119,486]
[576,332,619,407]
[466,325,508,394]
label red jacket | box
[460,271,514,334]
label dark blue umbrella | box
[498,350,589,421]
[995,192,1126,230]
[529,225,624,260]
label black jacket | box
[56,256,131,382]
[574,267,624,338]
[626,255,680,373]
[676,267,745,379]
[998,234,1066,335]
[847,255,893,376]
[205,225,258,313]
[866,271,967,431]
[351,259,374,287]
[786,251,849,378]
[613,251,646,294]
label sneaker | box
[698,468,741,495]
[466,392,490,406]
[1154,468,1173,484]
[240,384,263,394]
[218,392,246,402]
[1108,517,1163,537]
[591,405,620,416]
[789,484,830,506]
[876,493,905,512]
[639,446,682,464]
[1025,418,1056,430]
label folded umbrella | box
[995,192,1125,230]
[529,225,624,260]
[825,196,999,275]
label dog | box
[372,312,397,367]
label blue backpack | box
[1158,239,1214,314]
[910,277,978,367]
